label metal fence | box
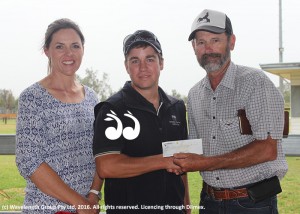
[0,135,15,154]
[1,134,299,156]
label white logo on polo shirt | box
[169,115,181,126]
[104,110,140,140]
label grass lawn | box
[0,155,26,208]
[0,155,299,213]
[0,119,16,134]
[0,120,299,213]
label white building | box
[260,62,300,135]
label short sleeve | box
[246,76,284,140]
[187,93,199,140]
[93,103,124,158]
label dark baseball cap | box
[188,9,233,41]
[123,30,162,56]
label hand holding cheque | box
[162,139,206,173]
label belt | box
[203,182,249,200]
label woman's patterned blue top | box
[16,82,98,213]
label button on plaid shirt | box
[187,62,288,188]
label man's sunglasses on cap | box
[123,30,162,56]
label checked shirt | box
[187,61,288,188]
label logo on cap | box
[198,12,210,24]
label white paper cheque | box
[162,139,203,157]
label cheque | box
[162,139,203,157]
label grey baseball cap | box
[188,9,233,41]
[123,30,162,56]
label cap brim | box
[124,41,162,55]
[188,26,226,41]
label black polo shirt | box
[93,81,187,214]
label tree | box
[171,89,187,104]
[78,68,113,101]
[0,89,16,113]
[277,81,291,109]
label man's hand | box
[164,156,183,175]
[173,153,211,172]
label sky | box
[1,0,299,97]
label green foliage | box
[77,68,114,101]
[278,81,291,108]
[171,89,187,104]
[0,89,17,113]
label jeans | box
[199,190,279,214]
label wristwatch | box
[89,189,102,200]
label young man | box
[173,9,288,214]
[93,30,190,214]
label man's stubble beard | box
[198,44,231,73]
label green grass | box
[277,157,300,213]
[0,119,16,134]
[0,121,299,213]
[0,155,26,209]
[0,155,299,213]
[187,172,202,211]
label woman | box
[16,18,102,214]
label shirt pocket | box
[219,117,253,152]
